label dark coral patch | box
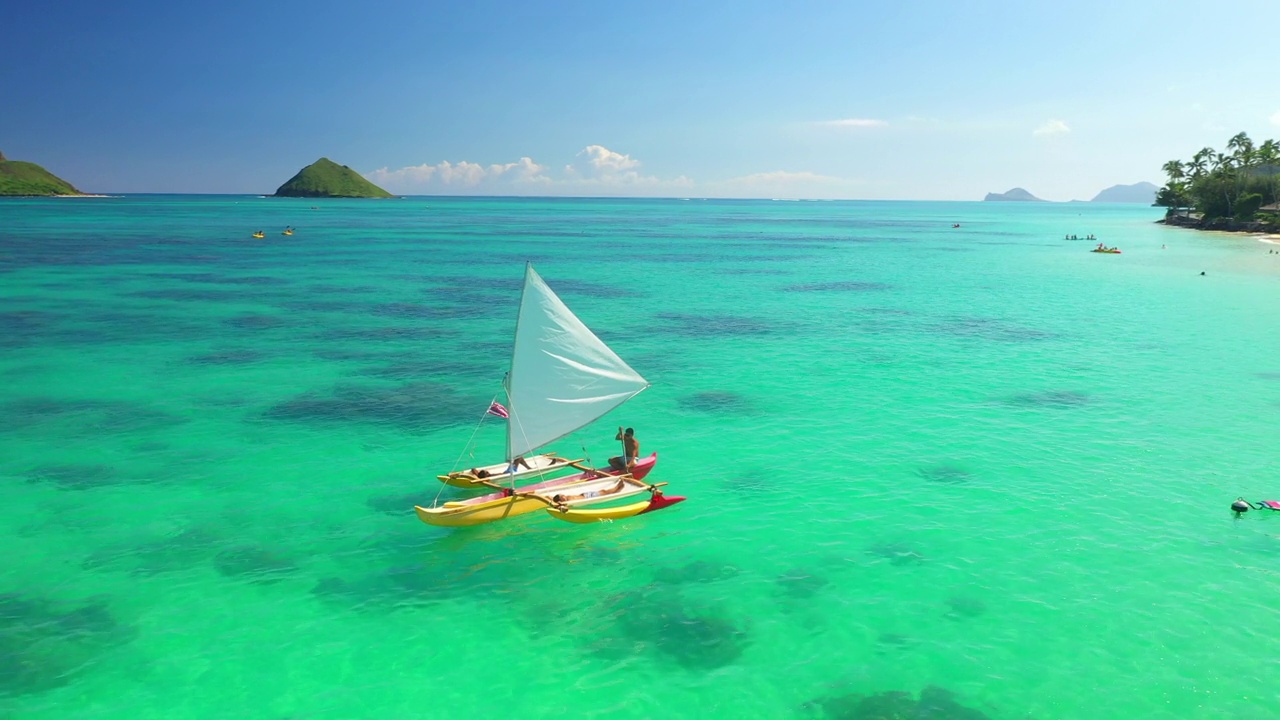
[784,281,892,292]
[83,528,221,576]
[227,314,289,330]
[353,359,497,383]
[187,349,266,365]
[2,397,186,435]
[653,560,741,585]
[369,302,495,321]
[917,465,972,484]
[26,464,122,490]
[126,288,253,302]
[315,326,458,343]
[0,310,57,348]
[726,473,774,494]
[367,492,423,516]
[588,586,747,671]
[809,686,993,720]
[653,312,778,338]
[715,268,791,275]
[678,391,755,414]
[263,382,476,433]
[865,542,925,566]
[874,632,917,653]
[543,279,641,299]
[1005,390,1090,408]
[945,595,988,620]
[214,547,297,584]
[934,316,1057,343]
[776,570,829,599]
[311,563,469,611]
[0,593,135,697]
[148,272,287,286]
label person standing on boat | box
[609,427,639,472]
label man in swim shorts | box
[609,427,639,471]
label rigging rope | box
[432,395,498,507]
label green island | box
[0,150,82,196]
[273,157,393,198]
[1156,132,1280,232]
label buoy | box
[1232,498,1251,515]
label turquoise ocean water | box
[2,195,1279,719]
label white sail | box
[506,263,649,460]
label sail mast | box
[504,263,534,462]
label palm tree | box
[1210,151,1232,173]
[1227,132,1254,161]
[1256,139,1280,210]
[1160,161,1188,213]
[1188,149,1209,181]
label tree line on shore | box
[1156,132,1280,226]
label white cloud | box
[369,146,690,196]
[577,145,640,173]
[1271,110,1280,127]
[1032,119,1071,137]
[814,118,888,129]
[368,146,861,199]
[368,156,548,189]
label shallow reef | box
[678,391,756,414]
[916,465,972,484]
[865,542,926,566]
[1004,390,1090,408]
[0,592,135,697]
[806,685,995,720]
[263,381,477,433]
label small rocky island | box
[273,158,393,198]
[0,150,82,196]
[1090,181,1157,203]
[983,187,1044,202]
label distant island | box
[983,187,1044,202]
[0,150,82,196]
[1090,182,1158,204]
[273,157,393,198]
[1156,132,1279,233]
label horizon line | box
[14,192,1160,205]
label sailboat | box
[414,263,684,527]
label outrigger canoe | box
[1091,248,1121,254]
[415,453,657,528]
[436,451,581,489]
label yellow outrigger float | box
[542,478,683,524]
[415,263,685,528]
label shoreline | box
[1157,213,1278,234]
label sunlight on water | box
[3,196,1280,719]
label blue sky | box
[4,0,1279,199]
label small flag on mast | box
[486,401,509,419]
